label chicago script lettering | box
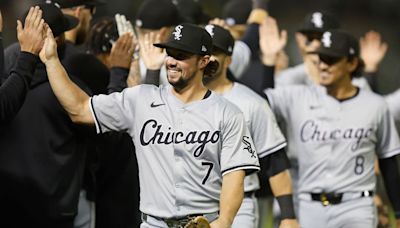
[140,119,220,157]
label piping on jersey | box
[140,119,221,157]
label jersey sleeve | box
[385,88,400,123]
[250,100,287,158]
[264,87,294,123]
[229,40,251,79]
[376,103,400,158]
[220,112,260,176]
[90,87,140,134]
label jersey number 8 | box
[354,155,365,175]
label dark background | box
[1,0,400,94]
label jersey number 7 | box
[201,162,214,185]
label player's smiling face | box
[317,54,357,88]
[165,48,202,90]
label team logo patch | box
[321,32,332,48]
[242,136,256,158]
[173,25,184,40]
[311,12,324,28]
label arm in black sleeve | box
[144,69,161,86]
[0,52,38,123]
[241,23,260,60]
[107,67,129,94]
[378,155,400,218]
[259,148,291,178]
[363,71,379,93]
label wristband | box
[276,194,296,219]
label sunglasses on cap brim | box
[166,49,195,61]
[318,54,344,66]
[302,32,323,44]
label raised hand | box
[110,33,135,68]
[360,30,388,73]
[139,31,166,70]
[209,18,230,30]
[17,6,46,55]
[39,25,58,64]
[115,13,134,36]
[259,16,287,66]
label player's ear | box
[198,55,210,70]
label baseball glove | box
[184,216,211,228]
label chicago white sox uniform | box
[89,84,260,224]
[265,85,400,228]
[222,82,287,228]
[385,88,400,123]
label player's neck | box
[171,76,209,103]
[64,29,77,44]
[205,73,233,94]
[326,79,357,100]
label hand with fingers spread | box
[115,13,135,36]
[139,31,166,70]
[110,33,135,69]
[259,16,287,66]
[360,30,388,73]
[18,6,46,55]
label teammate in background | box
[134,0,182,85]
[260,16,400,228]
[54,0,104,45]
[40,23,260,228]
[203,24,299,228]
[0,8,44,123]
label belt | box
[141,212,219,228]
[310,191,374,206]
[244,190,256,198]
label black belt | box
[311,191,374,206]
[244,190,256,198]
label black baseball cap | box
[135,0,182,29]
[154,23,212,56]
[174,0,210,25]
[46,0,105,8]
[23,3,79,37]
[298,11,340,34]
[205,24,234,56]
[222,0,252,26]
[309,30,359,58]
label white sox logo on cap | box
[173,25,184,40]
[322,32,332,48]
[205,24,215,37]
[311,12,323,28]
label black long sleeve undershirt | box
[0,51,39,123]
[378,155,400,218]
[107,67,129,94]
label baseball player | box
[203,24,298,228]
[275,11,371,90]
[40,23,260,228]
[260,17,400,228]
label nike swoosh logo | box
[151,102,166,108]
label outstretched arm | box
[211,170,245,228]
[0,7,43,122]
[40,26,93,124]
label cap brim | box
[86,0,106,6]
[64,15,80,32]
[154,41,201,55]
[308,49,345,58]
[297,28,324,34]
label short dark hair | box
[85,17,118,55]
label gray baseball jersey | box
[276,63,372,90]
[89,84,260,218]
[222,82,287,192]
[265,85,400,194]
[229,40,251,79]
